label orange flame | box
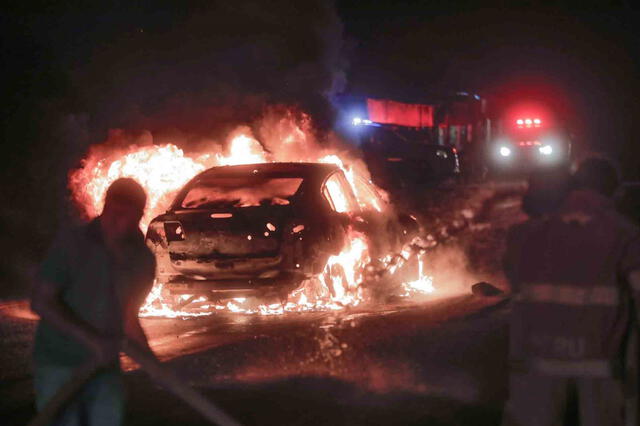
[215,130,267,166]
[75,145,201,231]
[69,111,435,317]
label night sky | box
[1,1,639,293]
[338,1,640,167]
[4,1,640,171]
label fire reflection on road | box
[125,290,494,396]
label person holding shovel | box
[31,178,156,426]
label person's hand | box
[87,335,121,367]
[123,337,155,361]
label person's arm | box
[31,280,120,366]
[122,254,156,355]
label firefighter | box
[501,158,640,426]
[31,178,156,426]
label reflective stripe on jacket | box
[517,283,619,306]
[510,282,626,378]
[505,190,640,378]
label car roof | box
[194,162,340,180]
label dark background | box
[2,0,639,296]
[339,0,640,169]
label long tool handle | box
[28,343,241,426]
[123,340,242,426]
[27,361,101,426]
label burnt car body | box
[145,162,415,302]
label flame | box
[69,110,435,318]
[139,229,372,317]
[320,154,382,212]
[402,255,435,295]
[215,132,267,166]
[325,233,368,297]
[69,132,270,232]
[69,144,209,232]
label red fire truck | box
[339,94,570,181]
[487,112,572,173]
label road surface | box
[0,182,525,425]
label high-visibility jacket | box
[504,189,640,378]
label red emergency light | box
[516,118,542,129]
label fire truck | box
[487,113,572,173]
[337,93,570,181]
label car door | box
[317,172,361,253]
[351,176,398,257]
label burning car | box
[145,162,418,305]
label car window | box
[353,177,385,212]
[180,177,303,209]
[322,173,359,213]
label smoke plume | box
[72,1,347,146]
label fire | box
[139,229,373,317]
[402,255,435,295]
[320,154,383,212]
[324,233,369,299]
[138,283,213,318]
[69,111,435,318]
[69,130,272,232]
[69,144,211,232]
[215,131,267,166]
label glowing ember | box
[139,282,212,318]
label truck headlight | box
[499,146,512,157]
[539,145,553,155]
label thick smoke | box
[73,1,347,146]
[62,0,358,225]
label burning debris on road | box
[68,110,438,318]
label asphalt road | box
[0,182,525,425]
